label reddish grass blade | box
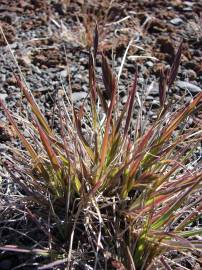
[35,120,60,171]
[78,103,85,120]
[159,68,167,107]
[80,158,91,183]
[0,99,38,162]
[120,127,154,198]
[160,92,202,142]
[124,71,137,138]
[150,198,177,224]
[107,133,121,164]
[114,92,131,135]
[83,17,93,49]
[135,172,159,184]
[152,174,202,229]
[129,127,154,178]
[94,132,99,163]
[108,158,137,192]
[97,85,109,114]
[128,193,168,213]
[163,239,201,250]
[90,169,111,193]
[89,52,98,130]
[134,110,141,139]
[175,204,202,231]
[102,53,114,100]
[154,231,196,248]
[15,75,52,135]
[100,76,116,167]
[73,109,95,161]
[167,41,183,89]
[93,22,98,58]
[89,52,96,103]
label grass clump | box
[0,28,202,269]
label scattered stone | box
[82,84,88,92]
[183,7,192,12]
[72,91,87,102]
[1,74,6,82]
[0,93,8,101]
[148,110,154,117]
[152,99,160,108]
[173,94,181,101]
[145,95,154,101]
[176,80,201,94]
[184,1,194,7]
[121,95,128,104]
[72,83,81,92]
[170,18,183,26]
[184,69,197,80]
[75,74,83,82]
[146,81,159,96]
[146,61,154,67]
[60,69,68,78]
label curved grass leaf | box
[15,75,52,135]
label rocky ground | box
[0,0,201,269]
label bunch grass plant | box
[0,27,201,269]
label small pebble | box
[0,93,8,101]
[152,100,160,108]
[145,95,154,101]
[121,95,128,104]
[145,61,154,67]
[183,7,192,12]
[170,18,183,26]
[146,81,159,95]
[60,69,68,77]
[184,1,194,7]
[72,91,87,102]
[184,69,197,80]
